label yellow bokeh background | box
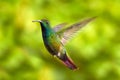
[0,0,120,80]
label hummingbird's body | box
[40,20,77,69]
[33,17,96,70]
[41,21,60,55]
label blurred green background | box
[0,0,120,80]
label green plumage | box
[40,19,61,55]
[32,17,96,70]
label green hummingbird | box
[32,17,96,70]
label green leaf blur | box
[0,0,120,80]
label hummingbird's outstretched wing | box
[53,23,67,32]
[57,17,96,45]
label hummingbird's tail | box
[63,56,78,70]
[58,53,78,70]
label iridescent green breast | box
[42,29,62,55]
[40,19,63,55]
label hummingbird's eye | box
[46,21,49,24]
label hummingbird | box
[32,17,96,70]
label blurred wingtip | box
[91,16,98,20]
[87,16,97,22]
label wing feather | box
[58,17,96,44]
[53,23,67,32]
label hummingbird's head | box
[32,19,50,28]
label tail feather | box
[58,54,78,70]
[63,56,78,70]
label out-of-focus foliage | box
[0,0,120,80]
